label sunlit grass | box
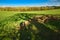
[0,9,60,21]
[0,9,60,40]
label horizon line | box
[0,5,60,7]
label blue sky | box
[0,0,60,7]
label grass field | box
[0,9,60,21]
[0,9,60,40]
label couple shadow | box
[19,20,60,40]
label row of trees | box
[0,6,60,11]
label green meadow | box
[0,9,60,21]
[0,9,60,40]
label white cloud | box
[50,0,60,2]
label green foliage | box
[0,10,60,40]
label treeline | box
[0,6,60,11]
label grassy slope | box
[0,9,60,40]
[0,9,60,21]
[0,9,60,31]
[0,11,21,21]
[21,9,60,14]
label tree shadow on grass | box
[47,19,60,31]
[19,14,60,40]
[31,20,60,40]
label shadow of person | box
[19,22,32,40]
